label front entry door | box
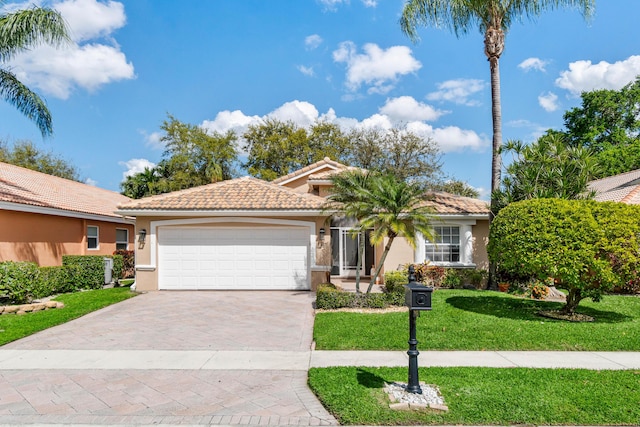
[330,227,373,277]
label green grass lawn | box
[308,366,640,425]
[314,289,640,351]
[0,286,137,346]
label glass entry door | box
[331,227,373,277]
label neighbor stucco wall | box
[381,237,413,276]
[0,209,134,266]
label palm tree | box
[326,170,436,294]
[324,169,372,293]
[400,0,594,216]
[0,6,70,137]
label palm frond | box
[0,68,52,137]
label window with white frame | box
[425,226,460,263]
[87,226,99,250]
[116,229,128,251]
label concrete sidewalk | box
[1,349,639,370]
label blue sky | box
[2,0,639,198]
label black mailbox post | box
[404,265,433,394]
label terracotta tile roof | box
[423,191,490,215]
[117,176,328,211]
[588,169,640,204]
[0,162,132,219]
[271,157,351,184]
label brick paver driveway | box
[0,291,337,425]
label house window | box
[87,226,99,250]
[425,226,460,263]
[116,229,128,251]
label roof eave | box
[114,209,332,217]
[2,201,135,224]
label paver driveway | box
[0,291,337,425]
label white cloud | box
[538,91,559,112]
[518,57,548,72]
[201,110,262,135]
[6,0,134,99]
[305,34,323,50]
[139,130,163,150]
[85,177,98,186]
[119,158,156,180]
[404,121,487,152]
[317,0,345,11]
[297,65,315,76]
[268,100,320,127]
[333,41,421,95]
[55,0,126,42]
[426,79,486,106]
[379,96,447,122]
[361,0,377,7]
[555,55,640,96]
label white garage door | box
[158,226,310,290]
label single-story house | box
[116,158,489,291]
[0,162,135,266]
[588,169,640,204]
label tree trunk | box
[354,231,364,293]
[560,289,582,315]
[484,26,505,290]
[366,236,395,294]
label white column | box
[461,224,473,264]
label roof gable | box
[0,162,133,219]
[272,157,352,186]
[423,191,490,215]
[117,176,328,212]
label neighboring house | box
[588,169,640,204]
[0,162,135,266]
[116,158,490,291]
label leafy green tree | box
[493,132,599,210]
[347,127,443,186]
[121,115,238,198]
[243,119,350,180]
[400,0,593,216]
[561,77,640,177]
[120,167,159,199]
[489,199,640,316]
[0,139,79,180]
[0,6,70,137]
[326,171,435,294]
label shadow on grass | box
[356,368,386,388]
[445,294,632,324]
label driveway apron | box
[0,291,337,425]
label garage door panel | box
[158,226,310,290]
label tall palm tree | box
[324,169,372,293]
[400,0,594,217]
[0,6,70,137]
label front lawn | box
[313,289,640,350]
[308,366,640,425]
[0,286,136,346]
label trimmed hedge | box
[0,261,44,304]
[113,250,134,278]
[62,255,106,289]
[316,285,390,309]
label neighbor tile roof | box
[588,169,640,204]
[423,191,490,215]
[271,157,350,184]
[0,162,132,219]
[117,176,328,211]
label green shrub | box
[39,265,77,294]
[0,261,43,304]
[459,268,488,288]
[383,270,406,293]
[489,199,640,314]
[441,269,462,288]
[113,250,134,278]
[316,285,391,309]
[111,255,124,283]
[62,255,105,289]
